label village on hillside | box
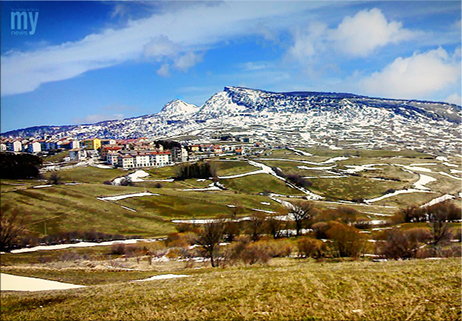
[0,135,269,169]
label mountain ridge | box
[2,86,461,156]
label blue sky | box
[1,1,460,132]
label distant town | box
[0,134,268,169]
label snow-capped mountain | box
[158,99,200,119]
[3,86,461,155]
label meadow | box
[1,258,460,321]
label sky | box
[1,0,461,133]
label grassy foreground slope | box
[1,258,460,321]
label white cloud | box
[359,47,460,99]
[445,93,461,105]
[72,113,124,125]
[174,52,203,72]
[157,63,171,77]
[331,8,416,57]
[143,36,180,60]
[287,8,417,62]
[1,2,322,96]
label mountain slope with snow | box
[2,87,461,155]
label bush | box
[297,237,327,258]
[119,177,134,186]
[259,237,293,258]
[47,171,62,185]
[380,229,413,259]
[326,222,365,258]
[223,237,291,266]
[0,153,42,179]
[240,242,271,265]
[312,222,329,239]
[111,242,127,255]
[175,161,217,180]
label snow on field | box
[449,169,462,173]
[113,170,150,185]
[97,192,158,201]
[287,147,312,156]
[444,163,458,168]
[363,212,393,217]
[128,170,150,182]
[297,165,335,170]
[251,208,276,214]
[439,171,462,180]
[91,164,112,169]
[420,194,456,208]
[149,178,175,182]
[182,182,221,191]
[136,274,189,282]
[323,156,349,164]
[218,170,266,179]
[33,185,53,189]
[121,206,137,212]
[172,219,216,224]
[248,161,323,200]
[256,157,348,166]
[397,165,432,172]
[413,174,436,190]
[1,273,85,292]
[365,189,432,204]
[10,239,147,254]
[436,156,449,162]
[261,201,271,206]
[342,164,384,174]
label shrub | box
[175,161,217,180]
[312,222,329,239]
[380,229,416,260]
[0,207,28,252]
[326,222,365,258]
[288,201,315,236]
[240,242,271,265]
[119,177,134,186]
[297,237,327,258]
[47,171,62,185]
[111,242,127,255]
[0,152,42,179]
[259,237,293,258]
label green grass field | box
[1,258,460,321]
[1,148,461,239]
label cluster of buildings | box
[1,136,257,170]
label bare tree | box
[266,211,284,239]
[288,201,314,237]
[196,221,225,267]
[247,212,266,241]
[428,210,452,246]
[0,207,28,252]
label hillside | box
[1,258,460,320]
[2,87,461,155]
[1,148,460,240]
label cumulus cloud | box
[157,63,171,77]
[174,51,203,72]
[72,113,124,125]
[1,1,320,96]
[445,93,461,105]
[143,36,180,60]
[287,8,417,62]
[330,8,416,57]
[359,47,460,99]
